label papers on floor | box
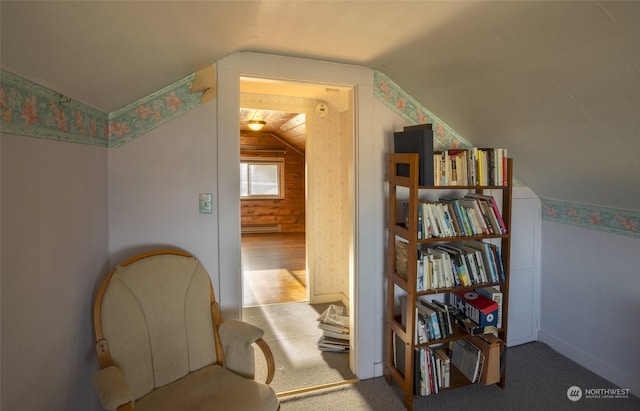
[317,304,350,352]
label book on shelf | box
[414,346,445,396]
[476,286,503,328]
[468,334,504,385]
[415,302,441,342]
[401,195,505,240]
[424,247,458,289]
[434,245,472,287]
[463,193,508,234]
[450,338,484,383]
[434,347,451,388]
[463,240,498,283]
[431,147,508,187]
[430,300,454,336]
[439,197,474,236]
[490,243,506,282]
[460,244,488,283]
[418,297,453,340]
[477,148,508,186]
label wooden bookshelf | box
[384,152,513,410]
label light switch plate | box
[199,193,212,214]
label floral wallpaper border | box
[1,69,110,146]
[374,70,474,150]
[0,69,204,148]
[108,73,203,148]
[541,198,640,239]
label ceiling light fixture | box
[246,120,266,131]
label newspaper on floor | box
[317,304,350,352]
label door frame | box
[217,52,376,379]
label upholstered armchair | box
[92,249,279,411]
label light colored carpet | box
[243,301,356,394]
[279,342,640,410]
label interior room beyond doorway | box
[242,232,306,306]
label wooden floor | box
[241,232,306,307]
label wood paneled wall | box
[240,133,305,232]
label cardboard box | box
[468,334,504,385]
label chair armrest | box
[220,319,264,343]
[219,319,275,384]
[93,366,134,410]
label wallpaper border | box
[108,73,202,148]
[1,69,203,148]
[541,198,640,239]
[373,70,473,150]
[1,69,110,146]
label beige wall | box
[1,133,109,410]
[107,102,219,290]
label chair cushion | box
[101,254,216,399]
[134,364,279,411]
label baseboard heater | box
[241,224,282,234]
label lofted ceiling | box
[2,1,640,210]
[240,108,306,155]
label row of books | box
[316,304,350,352]
[414,335,506,395]
[393,125,508,187]
[404,193,507,240]
[434,148,508,187]
[415,297,453,343]
[414,345,451,396]
[411,240,505,291]
[414,289,503,345]
[414,339,487,396]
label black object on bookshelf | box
[394,125,434,186]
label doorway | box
[217,53,379,382]
[239,78,357,394]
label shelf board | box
[393,223,508,242]
[418,281,504,296]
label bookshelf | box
[385,152,513,410]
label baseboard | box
[309,293,349,307]
[538,330,640,396]
[374,361,385,377]
[241,224,282,234]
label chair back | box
[94,250,221,401]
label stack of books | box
[316,304,350,352]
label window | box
[240,158,284,199]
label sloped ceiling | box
[2,1,639,210]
